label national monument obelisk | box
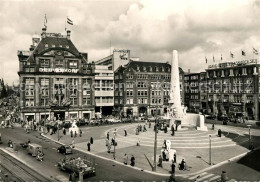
[168,50,207,131]
[168,50,184,126]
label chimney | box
[41,27,46,38]
[67,30,71,40]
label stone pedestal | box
[69,121,80,134]
[196,115,208,131]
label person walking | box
[90,137,94,144]
[71,139,75,148]
[63,127,66,135]
[87,141,91,151]
[123,154,128,165]
[107,132,110,140]
[171,160,176,174]
[173,153,177,163]
[79,129,82,137]
[70,130,73,138]
[157,155,163,167]
[130,155,135,166]
[124,129,127,136]
[74,131,77,137]
[107,142,111,153]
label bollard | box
[79,171,83,182]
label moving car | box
[57,145,72,155]
[27,143,43,157]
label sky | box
[1,0,260,85]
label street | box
[0,126,182,181]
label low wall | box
[181,113,200,126]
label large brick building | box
[184,59,260,120]
[18,28,95,122]
[114,61,184,117]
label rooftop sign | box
[208,59,258,69]
[39,68,79,73]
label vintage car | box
[57,145,72,155]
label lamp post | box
[113,130,117,159]
[209,135,212,165]
[153,107,159,171]
[247,124,252,149]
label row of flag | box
[205,48,259,63]
[43,14,74,30]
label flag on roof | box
[242,50,246,56]
[205,56,207,64]
[230,52,234,58]
[67,17,73,25]
[44,14,47,28]
[213,55,215,62]
[221,54,222,61]
[253,48,258,55]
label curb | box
[0,147,61,182]
[41,133,252,178]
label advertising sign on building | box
[208,59,258,69]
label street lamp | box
[209,135,212,165]
[247,124,252,149]
[153,106,159,171]
[113,130,117,159]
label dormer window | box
[66,45,69,49]
[149,66,152,72]
[143,66,146,71]
[69,60,78,68]
[155,66,159,72]
[59,45,62,48]
[161,67,165,72]
[45,44,48,48]
[136,66,140,71]
[52,44,55,48]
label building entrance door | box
[54,111,65,121]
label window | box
[69,60,78,68]
[40,59,50,68]
[126,99,134,104]
[55,59,63,68]
[41,98,49,106]
[71,98,78,105]
[25,99,34,107]
[126,90,133,97]
[83,98,90,105]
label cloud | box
[1,0,260,84]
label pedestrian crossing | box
[187,172,236,182]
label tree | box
[0,80,7,99]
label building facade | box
[184,60,259,120]
[95,49,131,71]
[93,65,114,115]
[18,28,95,122]
[206,60,259,120]
[114,61,184,117]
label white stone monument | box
[168,50,207,131]
[69,120,80,135]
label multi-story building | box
[17,28,95,122]
[184,72,207,113]
[184,73,201,113]
[206,60,259,120]
[93,65,114,115]
[95,49,131,71]
[114,61,184,117]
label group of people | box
[69,129,82,138]
[123,153,135,166]
[136,124,147,135]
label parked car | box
[217,114,229,121]
[63,120,72,128]
[57,145,72,155]
[205,114,216,120]
[107,118,121,123]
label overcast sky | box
[1,0,260,85]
